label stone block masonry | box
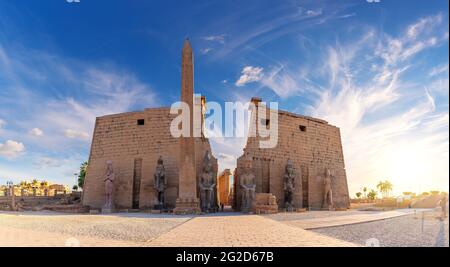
[82,108,216,209]
[235,103,350,211]
[82,39,348,213]
[83,39,217,211]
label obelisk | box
[174,39,201,214]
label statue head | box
[243,153,253,170]
[204,150,211,161]
[202,150,212,171]
[106,160,113,173]
[156,156,165,175]
[286,159,294,173]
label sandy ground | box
[0,211,192,246]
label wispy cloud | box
[34,156,66,168]
[200,48,213,54]
[260,65,315,98]
[0,39,157,181]
[306,9,322,17]
[429,63,449,77]
[337,13,356,19]
[305,13,449,195]
[235,66,264,86]
[407,13,443,40]
[64,129,90,141]
[203,34,227,44]
[206,2,352,59]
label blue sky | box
[0,0,448,195]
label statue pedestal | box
[173,197,201,214]
[252,193,278,214]
[321,206,335,211]
[153,204,165,210]
[285,206,296,212]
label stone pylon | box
[174,39,201,214]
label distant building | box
[218,169,232,205]
[0,181,70,197]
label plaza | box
[0,208,447,247]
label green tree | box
[72,185,79,192]
[367,189,377,200]
[363,187,367,199]
[356,192,362,199]
[77,161,88,189]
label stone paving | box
[0,211,191,246]
[275,209,421,229]
[0,226,142,247]
[312,211,449,247]
[1,209,441,247]
[146,215,357,247]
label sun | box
[385,145,434,195]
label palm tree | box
[377,180,393,198]
[376,181,383,194]
[363,187,367,199]
[384,181,393,197]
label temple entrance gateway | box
[82,40,349,213]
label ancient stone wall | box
[82,107,216,209]
[235,105,350,210]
